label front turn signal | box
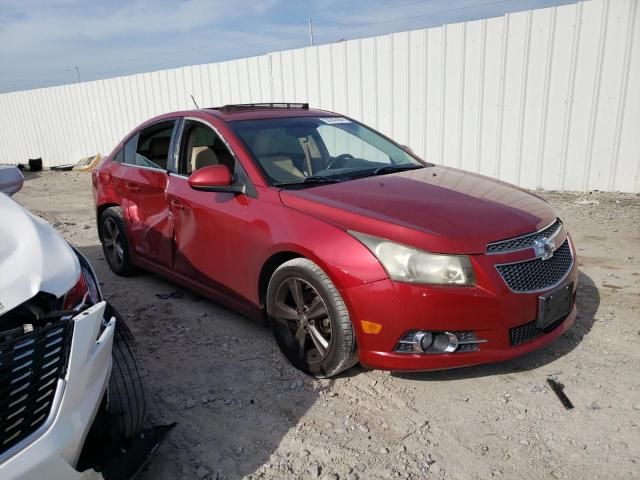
[361,320,383,334]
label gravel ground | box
[13,171,640,480]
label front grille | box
[509,320,539,346]
[487,219,562,254]
[510,316,565,346]
[496,239,573,293]
[455,331,481,352]
[0,319,73,454]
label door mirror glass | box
[0,166,24,196]
[188,164,235,192]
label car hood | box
[279,166,557,254]
[0,194,80,316]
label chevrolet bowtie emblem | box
[533,237,555,261]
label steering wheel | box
[326,153,354,170]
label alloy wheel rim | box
[273,277,332,364]
[103,217,124,268]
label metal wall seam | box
[582,0,610,191]
[608,0,638,191]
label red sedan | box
[92,103,577,378]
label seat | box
[212,142,235,173]
[191,146,218,171]
[260,156,305,182]
[252,130,306,182]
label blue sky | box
[0,0,574,93]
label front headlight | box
[63,246,103,310]
[349,231,476,286]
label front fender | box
[256,207,389,297]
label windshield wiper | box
[343,163,425,181]
[371,164,425,175]
[274,176,341,188]
[302,175,341,184]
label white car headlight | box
[350,231,476,286]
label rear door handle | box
[125,182,140,192]
[170,199,185,210]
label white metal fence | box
[0,0,638,192]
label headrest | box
[252,129,302,157]
[192,146,218,170]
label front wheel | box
[107,304,146,439]
[266,258,358,378]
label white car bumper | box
[0,301,115,479]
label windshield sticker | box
[319,117,351,124]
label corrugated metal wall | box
[0,0,638,192]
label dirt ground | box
[13,170,640,480]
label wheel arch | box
[96,203,121,241]
[258,251,303,310]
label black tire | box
[100,206,135,276]
[107,304,146,439]
[266,258,358,378]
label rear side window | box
[124,136,137,165]
[123,120,176,170]
[111,148,123,163]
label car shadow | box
[76,245,325,480]
[392,270,599,381]
[18,169,43,181]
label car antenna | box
[190,94,199,109]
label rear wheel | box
[266,258,358,378]
[101,207,135,276]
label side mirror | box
[0,166,24,196]
[188,164,245,194]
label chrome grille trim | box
[487,218,562,254]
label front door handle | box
[125,182,140,192]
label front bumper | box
[0,301,115,479]
[343,251,579,372]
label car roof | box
[135,105,341,134]
[203,104,339,122]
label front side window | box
[179,120,236,176]
[229,116,424,187]
[124,120,176,170]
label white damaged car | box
[0,166,146,479]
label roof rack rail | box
[213,103,309,112]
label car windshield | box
[229,116,426,187]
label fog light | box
[416,331,433,351]
[432,332,459,353]
[396,330,477,354]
